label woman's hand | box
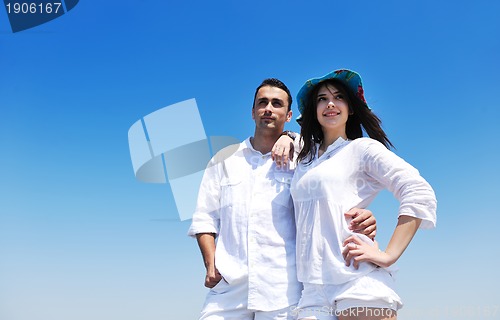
[342,235,394,269]
[343,216,422,270]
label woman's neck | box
[319,130,347,156]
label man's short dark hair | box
[253,78,292,112]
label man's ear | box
[286,110,292,122]
[251,106,255,120]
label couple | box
[187,69,437,320]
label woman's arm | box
[342,139,436,269]
[343,215,421,269]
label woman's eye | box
[335,95,344,100]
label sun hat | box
[296,69,367,122]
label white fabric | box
[188,138,302,311]
[295,268,401,320]
[199,279,296,320]
[291,137,437,285]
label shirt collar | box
[244,137,272,157]
[316,136,350,159]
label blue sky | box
[1,0,499,319]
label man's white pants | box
[199,278,296,320]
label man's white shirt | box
[188,138,302,311]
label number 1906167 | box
[5,2,62,14]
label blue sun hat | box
[296,69,366,124]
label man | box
[188,78,376,319]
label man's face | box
[252,85,292,131]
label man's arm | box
[271,132,297,168]
[196,233,222,288]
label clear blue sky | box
[1,1,499,319]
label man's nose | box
[264,102,273,111]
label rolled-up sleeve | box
[363,140,437,229]
[187,158,222,237]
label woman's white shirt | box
[290,137,437,285]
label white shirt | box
[291,137,437,285]
[188,138,301,311]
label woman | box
[289,69,437,320]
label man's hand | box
[196,233,221,288]
[345,208,377,240]
[271,134,295,168]
[204,266,222,288]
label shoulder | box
[208,142,242,167]
[348,138,395,163]
[349,137,385,152]
[350,137,384,147]
[202,141,243,176]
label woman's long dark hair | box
[297,79,394,164]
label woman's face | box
[315,83,350,135]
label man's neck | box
[250,129,281,154]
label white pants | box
[295,268,402,320]
[199,279,296,320]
